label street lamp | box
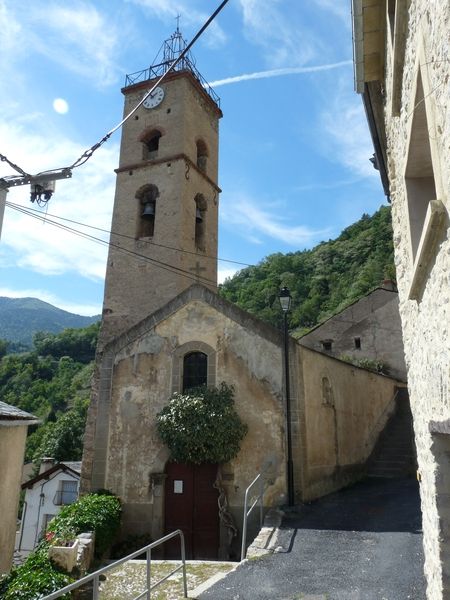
[279,286,294,507]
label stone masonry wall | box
[384,2,450,597]
[82,286,292,554]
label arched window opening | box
[196,139,208,173]
[136,184,159,238]
[194,194,206,250]
[183,351,207,392]
[322,376,334,407]
[143,130,162,160]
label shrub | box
[340,354,385,373]
[156,383,248,464]
[47,492,122,557]
[0,545,72,600]
[1,492,121,599]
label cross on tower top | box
[175,14,181,32]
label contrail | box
[209,60,352,88]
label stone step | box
[366,390,416,479]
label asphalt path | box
[198,478,425,600]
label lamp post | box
[279,286,294,507]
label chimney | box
[39,457,55,474]
[381,279,397,291]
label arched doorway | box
[164,462,219,559]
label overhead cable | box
[5,201,251,268]
[37,0,231,176]
[7,201,219,287]
[0,153,30,178]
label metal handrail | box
[41,529,187,600]
[240,465,273,561]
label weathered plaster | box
[298,346,402,500]
[0,425,28,573]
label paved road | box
[198,478,425,600]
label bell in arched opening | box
[196,207,203,223]
[142,201,155,219]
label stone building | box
[82,28,408,559]
[300,281,407,381]
[352,1,450,597]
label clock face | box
[143,86,165,109]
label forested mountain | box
[219,206,395,334]
[0,297,99,349]
[0,323,99,464]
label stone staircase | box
[367,388,417,478]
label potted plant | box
[47,526,79,573]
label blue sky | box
[0,0,386,316]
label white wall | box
[18,470,80,552]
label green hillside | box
[0,297,99,348]
[219,205,395,333]
[0,323,99,464]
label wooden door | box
[164,462,219,559]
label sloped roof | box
[103,283,286,355]
[22,461,81,490]
[298,286,398,339]
[0,400,38,422]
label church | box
[81,29,407,560]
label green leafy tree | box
[33,321,100,364]
[219,206,395,332]
[156,383,248,464]
[0,339,8,359]
[32,397,89,463]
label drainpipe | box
[34,482,46,547]
[18,501,27,551]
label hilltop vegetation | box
[219,206,395,333]
[0,324,99,464]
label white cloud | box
[313,0,350,24]
[0,116,116,281]
[0,1,21,55]
[238,0,321,68]
[319,87,377,179]
[218,266,241,284]
[293,177,362,192]
[221,194,328,246]
[209,60,352,88]
[127,0,226,48]
[0,1,123,87]
[0,287,100,316]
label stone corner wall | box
[383,2,450,597]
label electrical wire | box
[0,153,30,178]
[6,201,221,287]
[36,0,231,177]
[5,200,252,268]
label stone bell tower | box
[100,28,222,344]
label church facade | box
[82,29,406,559]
